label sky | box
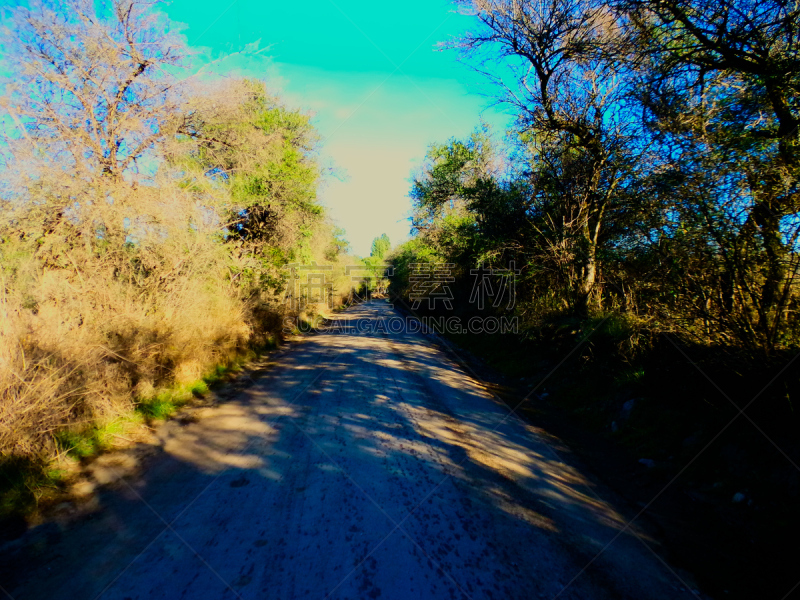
[162,0,512,256]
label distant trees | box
[358,234,391,294]
[370,234,391,260]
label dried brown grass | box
[0,176,282,459]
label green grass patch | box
[292,316,320,334]
[136,380,207,420]
[55,413,146,459]
[137,348,268,420]
[202,350,257,386]
[55,429,99,459]
[614,366,645,386]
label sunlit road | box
[1,301,699,600]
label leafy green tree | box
[370,234,391,259]
[452,0,637,315]
[171,80,322,295]
[325,226,351,261]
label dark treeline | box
[389,3,800,597]
[392,0,800,354]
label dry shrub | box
[0,8,344,461]
[0,173,265,458]
[0,291,85,457]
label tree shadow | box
[1,302,693,600]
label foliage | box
[370,233,391,260]
[0,0,355,481]
[390,0,800,354]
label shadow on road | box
[0,302,699,600]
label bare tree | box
[0,0,188,181]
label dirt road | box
[1,301,701,599]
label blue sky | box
[163,0,512,256]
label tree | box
[409,128,528,277]
[325,226,351,260]
[0,0,341,466]
[169,79,323,295]
[0,0,188,182]
[453,0,637,315]
[370,234,391,259]
[626,0,800,349]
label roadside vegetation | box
[389,1,800,597]
[0,0,359,527]
[2,0,799,595]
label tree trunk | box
[576,237,598,317]
[752,201,786,343]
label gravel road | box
[1,301,701,600]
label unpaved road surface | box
[1,302,700,600]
